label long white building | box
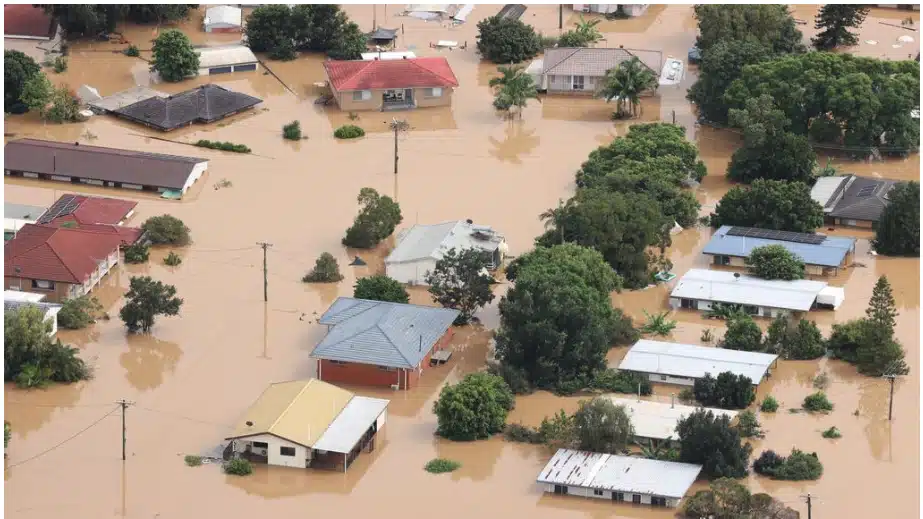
[617,340,779,387]
[607,397,738,442]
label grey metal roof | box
[4,203,47,221]
[618,339,778,383]
[541,47,650,77]
[385,220,504,264]
[4,300,62,316]
[113,84,263,131]
[313,396,389,454]
[703,225,855,268]
[368,27,398,40]
[537,449,702,499]
[670,268,829,312]
[827,176,899,222]
[311,297,459,369]
[810,176,851,210]
[606,397,738,441]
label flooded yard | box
[4,5,919,519]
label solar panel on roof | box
[725,226,826,245]
[37,194,81,224]
[856,185,876,197]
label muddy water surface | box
[4,5,920,519]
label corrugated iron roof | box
[606,397,739,441]
[324,57,459,91]
[204,5,242,27]
[670,268,829,312]
[385,220,504,264]
[703,225,855,268]
[809,175,851,210]
[312,396,389,454]
[618,339,779,383]
[196,45,257,68]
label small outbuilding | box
[617,339,779,387]
[703,226,856,276]
[607,397,738,443]
[537,449,702,508]
[204,5,243,33]
[196,45,259,75]
[4,203,47,241]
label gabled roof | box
[324,57,459,91]
[204,5,242,26]
[38,194,137,226]
[386,220,505,264]
[618,339,779,383]
[827,176,899,222]
[670,268,829,312]
[311,297,459,369]
[703,225,855,268]
[4,5,56,39]
[541,47,650,77]
[196,45,257,68]
[809,175,851,210]
[5,224,125,283]
[113,84,263,131]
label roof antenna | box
[419,335,422,352]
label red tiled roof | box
[5,224,125,284]
[43,221,144,246]
[4,5,56,39]
[41,194,138,226]
[324,57,459,91]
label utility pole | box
[801,493,813,519]
[886,373,897,421]
[559,4,563,30]
[256,242,272,302]
[117,399,133,461]
[388,118,411,177]
[373,5,377,30]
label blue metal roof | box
[702,226,856,268]
[311,298,459,369]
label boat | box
[659,57,685,87]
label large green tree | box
[244,5,294,53]
[676,409,752,478]
[812,5,870,50]
[119,276,184,333]
[353,275,409,303]
[693,372,756,410]
[596,56,658,118]
[476,15,541,64]
[5,305,90,388]
[245,4,364,59]
[721,315,764,352]
[142,215,190,245]
[425,248,496,325]
[765,317,826,360]
[433,372,514,441]
[151,29,199,82]
[874,182,920,257]
[572,398,634,454]
[687,40,774,125]
[40,5,194,36]
[866,276,898,337]
[342,188,403,248]
[4,50,41,111]
[693,4,805,54]
[711,179,824,233]
[20,73,53,114]
[745,244,806,280]
[684,478,799,519]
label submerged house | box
[617,339,779,387]
[36,194,143,246]
[203,5,243,33]
[112,84,263,131]
[703,226,856,276]
[385,220,508,285]
[810,175,900,229]
[196,45,259,75]
[528,47,655,94]
[572,4,650,16]
[225,379,389,472]
[537,449,702,508]
[4,203,47,241]
[323,56,459,111]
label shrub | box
[223,458,253,476]
[753,449,785,476]
[123,243,150,264]
[678,388,696,403]
[760,395,779,413]
[334,124,365,139]
[302,252,343,283]
[538,33,559,48]
[590,369,652,395]
[487,361,532,394]
[476,15,541,64]
[693,371,755,409]
[822,426,842,439]
[433,372,514,441]
[503,423,542,444]
[761,449,823,481]
[424,458,461,474]
[812,371,830,390]
[4,421,9,450]
[194,140,251,153]
[342,188,402,248]
[124,45,141,57]
[721,314,764,352]
[736,410,763,438]
[164,251,182,266]
[57,295,102,330]
[701,328,715,344]
[745,244,805,280]
[184,455,203,466]
[283,120,302,140]
[142,215,190,245]
[802,391,833,412]
[639,310,677,336]
[573,397,634,454]
[353,275,409,303]
[53,56,68,73]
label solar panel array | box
[37,194,81,224]
[726,226,826,245]
[856,185,876,197]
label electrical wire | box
[5,401,114,409]
[7,407,117,468]
[133,406,233,429]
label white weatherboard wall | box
[669,298,791,319]
[541,484,680,507]
[376,408,388,431]
[181,162,209,194]
[386,259,437,285]
[646,373,696,386]
[231,434,309,468]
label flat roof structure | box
[85,86,169,114]
[4,203,47,222]
[196,44,258,69]
[112,84,263,131]
[703,226,856,268]
[618,340,779,383]
[606,398,738,441]
[670,268,829,312]
[537,449,702,499]
[386,220,506,264]
[810,176,851,212]
[312,396,389,454]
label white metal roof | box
[670,268,828,312]
[537,449,702,499]
[4,290,47,303]
[313,396,389,454]
[385,220,505,264]
[817,286,845,309]
[606,397,738,441]
[361,51,417,61]
[618,339,778,383]
[204,5,242,27]
[810,176,850,211]
[196,45,258,69]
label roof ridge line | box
[338,59,376,90]
[544,47,583,75]
[40,226,86,283]
[376,320,416,368]
[267,380,314,433]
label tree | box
[151,30,199,82]
[303,253,344,283]
[558,15,602,47]
[736,410,763,438]
[752,449,785,476]
[433,372,514,441]
[867,276,898,336]
[826,318,869,363]
[721,315,764,352]
[41,5,194,36]
[20,73,53,114]
[693,5,805,54]
[119,276,183,333]
[4,422,9,451]
[693,372,755,409]
[142,215,190,245]
[342,188,403,248]
[5,50,42,111]
[676,409,752,479]
[5,305,90,387]
[244,4,364,59]
[684,478,800,519]
[292,4,348,51]
[754,448,823,480]
[327,21,367,61]
[283,121,302,140]
[813,5,870,50]
[596,56,658,118]
[490,65,539,116]
[746,244,806,280]
[711,179,824,233]
[855,327,909,377]
[874,182,920,257]
[425,248,496,325]
[43,85,80,124]
[687,40,775,124]
[57,295,102,330]
[476,15,541,64]
[353,275,408,303]
[802,391,833,412]
[244,5,294,53]
[778,319,826,360]
[572,397,634,454]
[123,243,150,264]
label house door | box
[553,485,568,495]
[404,89,414,104]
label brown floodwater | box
[3,5,919,519]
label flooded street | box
[3,5,919,519]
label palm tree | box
[539,199,566,244]
[636,438,678,461]
[573,15,602,45]
[488,64,523,90]
[596,56,657,118]
[491,65,539,118]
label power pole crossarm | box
[116,399,134,461]
[801,493,814,519]
[256,242,272,302]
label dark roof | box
[311,297,459,369]
[368,27,398,41]
[828,176,899,222]
[4,139,206,190]
[112,84,263,131]
[38,194,137,226]
[4,5,56,39]
[5,224,125,283]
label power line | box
[7,407,117,468]
[133,406,232,429]
[5,401,114,408]
[257,242,273,302]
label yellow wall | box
[332,87,453,111]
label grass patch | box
[195,140,251,153]
[424,458,461,474]
[821,426,842,439]
[760,395,779,413]
[223,458,253,476]
[184,455,203,467]
[334,124,365,139]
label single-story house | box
[703,225,856,276]
[4,203,47,241]
[531,47,655,94]
[112,84,263,131]
[669,268,844,318]
[37,194,143,246]
[607,397,738,443]
[5,224,124,302]
[83,86,169,115]
[385,220,509,285]
[4,290,62,336]
[225,379,389,472]
[572,4,650,16]
[617,339,779,387]
[810,175,900,228]
[4,139,208,197]
[204,5,243,33]
[311,297,460,390]
[323,56,459,112]
[4,4,62,63]
[361,50,417,61]
[537,449,702,508]
[196,45,259,75]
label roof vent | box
[74,141,79,146]
[466,219,473,224]
[245,420,253,427]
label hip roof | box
[703,226,855,268]
[5,224,125,283]
[324,57,459,91]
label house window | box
[252,441,268,449]
[660,375,668,381]
[378,366,397,372]
[352,90,372,101]
[593,489,604,496]
[280,446,296,457]
[612,492,625,501]
[715,255,731,266]
[651,496,667,507]
[572,75,585,90]
[31,280,55,291]
[553,485,569,495]
[632,494,642,504]
[329,360,347,365]
[427,87,443,97]
[680,298,695,309]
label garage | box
[233,63,257,72]
[196,45,260,76]
[209,66,233,75]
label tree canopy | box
[721,315,763,352]
[874,181,919,257]
[572,398,634,454]
[433,372,514,441]
[764,317,826,360]
[342,188,403,248]
[753,448,823,481]
[746,244,806,280]
[244,5,366,60]
[813,5,870,50]
[558,15,602,48]
[693,5,805,54]
[693,371,756,410]
[425,247,496,325]
[354,275,409,303]
[711,179,824,233]
[142,215,190,245]
[5,305,90,388]
[676,409,752,479]
[40,5,195,36]
[683,478,800,519]
[490,65,540,116]
[119,276,184,333]
[596,56,658,119]
[476,15,541,64]
[687,40,775,125]
[151,30,199,82]
[4,50,41,112]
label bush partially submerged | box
[424,458,461,474]
[223,458,253,476]
[142,215,190,245]
[754,448,823,481]
[195,140,251,153]
[164,251,182,266]
[184,455,203,466]
[123,243,150,264]
[302,252,344,283]
[283,120,302,140]
[334,124,365,139]
[821,426,842,439]
[57,295,102,330]
[802,391,833,412]
[124,45,141,57]
[760,395,779,413]
[590,369,653,395]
